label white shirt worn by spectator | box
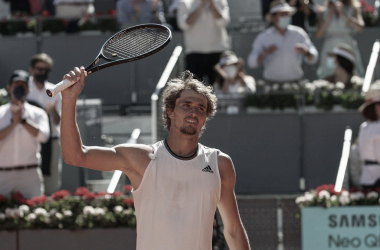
[0,102,50,167]
[176,0,230,54]
[27,78,62,138]
[54,0,94,18]
[214,76,256,95]
[358,120,380,185]
[247,25,318,82]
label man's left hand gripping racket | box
[46,23,172,97]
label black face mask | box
[13,85,27,100]
[34,73,49,84]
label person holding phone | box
[315,0,365,79]
[176,0,230,86]
[0,70,50,198]
[247,0,318,84]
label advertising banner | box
[302,206,380,249]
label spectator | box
[53,0,95,19]
[2,0,31,16]
[167,0,180,31]
[247,0,318,84]
[315,0,365,79]
[0,70,49,199]
[357,81,380,191]
[53,0,95,33]
[323,43,359,89]
[116,0,167,28]
[261,0,318,32]
[27,53,62,196]
[213,50,256,95]
[288,0,317,32]
[176,0,230,85]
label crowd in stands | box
[1,0,380,197]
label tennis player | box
[60,67,251,250]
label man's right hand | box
[61,66,87,100]
[10,102,22,124]
[265,45,278,55]
[257,45,277,65]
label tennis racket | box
[46,23,172,97]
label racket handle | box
[46,79,74,97]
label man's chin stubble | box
[180,126,197,136]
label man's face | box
[271,11,290,26]
[168,89,208,137]
[30,61,50,84]
[7,81,29,102]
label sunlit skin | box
[166,89,208,157]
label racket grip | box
[46,79,74,97]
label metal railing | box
[151,45,184,143]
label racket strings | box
[103,28,169,59]
[109,32,160,57]
[114,31,168,57]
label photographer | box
[0,70,49,199]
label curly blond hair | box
[162,71,217,135]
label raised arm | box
[315,8,333,39]
[217,152,251,250]
[60,67,151,188]
[340,5,364,32]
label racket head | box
[86,23,172,73]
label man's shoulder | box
[259,26,275,37]
[287,25,309,36]
[115,143,155,155]
[25,102,46,114]
[0,103,10,114]
[215,150,233,167]
[368,121,380,131]
[254,26,276,42]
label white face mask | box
[278,16,291,30]
[326,57,336,70]
[224,65,238,79]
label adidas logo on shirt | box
[202,165,213,173]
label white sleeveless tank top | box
[132,140,221,250]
